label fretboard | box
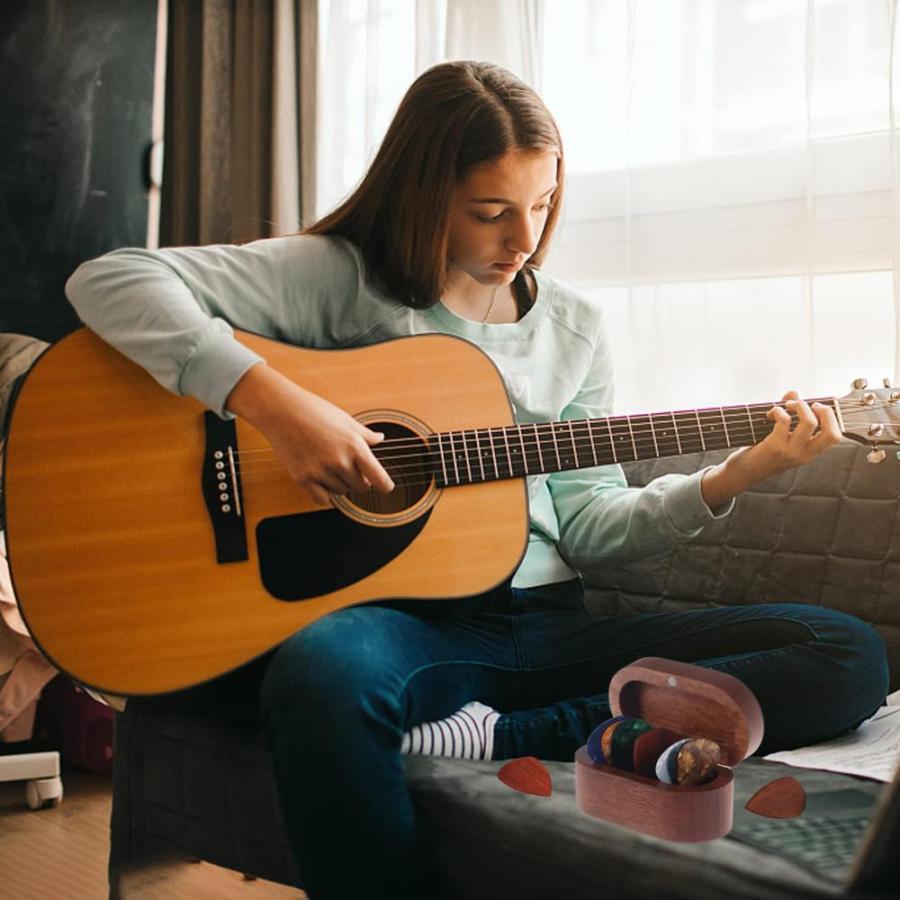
[430,398,837,488]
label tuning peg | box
[884,377,893,388]
[852,378,868,390]
[867,448,887,464]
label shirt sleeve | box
[65,235,361,418]
[547,308,734,579]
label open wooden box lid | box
[608,657,764,766]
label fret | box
[585,420,599,466]
[625,416,638,458]
[694,410,706,451]
[502,426,515,478]
[517,426,528,476]
[649,412,676,457]
[696,410,731,451]
[608,418,636,462]
[751,404,774,440]
[486,427,500,480]
[746,404,758,443]
[628,414,653,460]
[719,407,732,448]
[501,425,523,478]
[566,420,579,468]
[675,411,704,454]
[473,429,486,481]
[448,431,461,485]
[670,411,683,455]
[722,407,750,447]
[436,432,449,486]
[606,417,619,463]
[550,423,562,470]
[532,423,545,472]
[647,415,660,457]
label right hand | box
[226,363,395,505]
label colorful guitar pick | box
[586,715,626,764]
[609,718,653,771]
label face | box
[446,149,558,290]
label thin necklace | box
[481,285,500,323]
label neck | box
[443,279,514,323]
[420,397,839,487]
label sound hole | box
[348,421,432,514]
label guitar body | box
[4,329,527,696]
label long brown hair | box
[304,60,565,308]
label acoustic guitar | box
[4,328,898,696]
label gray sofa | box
[109,441,900,899]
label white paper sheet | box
[762,689,900,783]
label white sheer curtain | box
[313,0,900,413]
[314,0,541,216]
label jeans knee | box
[259,606,406,735]
[810,607,889,716]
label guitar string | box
[232,421,892,485]
[230,406,897,474]
[227,406,894,457]
[226,398,894,461]
[233,420,899,476]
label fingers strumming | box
[360,449,395,493]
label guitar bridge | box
[202,411,248,563]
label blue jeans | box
[256,579,889,900]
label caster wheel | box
[25,776,63,810]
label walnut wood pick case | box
[574,657,764,842]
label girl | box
[67,61,888,899]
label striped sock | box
[400,701,500,760]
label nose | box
[506,213,539,257]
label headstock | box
[836,377,900,463]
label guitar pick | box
[586,715,626,763]
[674,737,721,787]
[656,738,691,784]
[632,728,685,777]
[497,756,552,797]
[609,718,653,770]
[745,776,806,818]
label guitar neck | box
[429,397,839,487]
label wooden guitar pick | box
[497,757,552,797]
[745,776,806,818]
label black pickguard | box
[256,508,431,601]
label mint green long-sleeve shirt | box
[65,234,732,588]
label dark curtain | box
[161,0,314,247]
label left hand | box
[700,391,842,509]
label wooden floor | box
[0,769,306,900]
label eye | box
[476,211,505,224]
[533,202,552,214]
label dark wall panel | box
[0,0,158,342]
